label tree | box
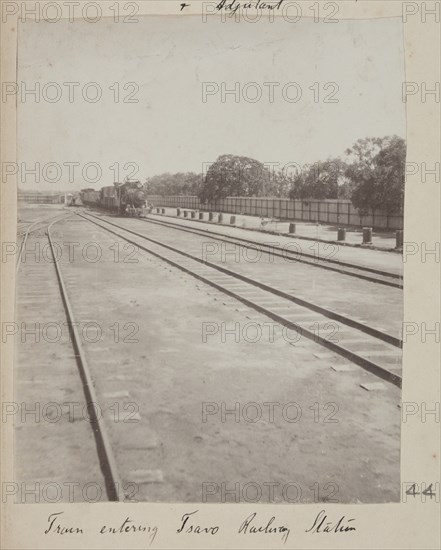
[345,136,406,215]
[145,172,203,196]
[198,154,271,202]
[288,158,349,200]
[265,168,296,198]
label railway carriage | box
[65,193,81,206]
[80,188,100,206]
[101,185,120,212]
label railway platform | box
[151,208,401,251]
[147,208,403,276]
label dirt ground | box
[15,206,401,504]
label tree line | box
[145,135,406,215]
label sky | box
[17,15,406,191]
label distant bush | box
[145,172,203,196]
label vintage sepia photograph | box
[10,9,407,510]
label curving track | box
[16,213,69,273]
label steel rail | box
[16,214,70,274]
[82,212,402,348]
[46,218,124,501]
[141,214,403,288]
[79,212,402,388]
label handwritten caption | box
[43,508,356,544]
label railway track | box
[15,214,123,501]
[16,214,69,272]
[78,211,402,388]
[47,218,124,500]
[141,213,403,289]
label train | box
[65,193,82,206]
[80,180,151,216]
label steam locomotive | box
[80,180,150,216]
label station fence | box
[146,196,403,230]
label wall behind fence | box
[146,195,403,230]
